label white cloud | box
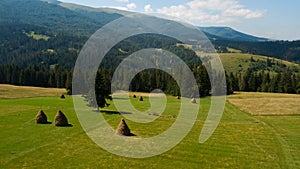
[144,4,153,12]
[157,0,265,24]
[126,3,137,10]
[116,0,129,3]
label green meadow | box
[0,85,300,168]
[219,52,300,74]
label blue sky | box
[59,0,300,40]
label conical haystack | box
[54,110,69,127]
[36,110,48,124]
[191,98,196,104]
[139,96,143,101]
[116,118,131,136]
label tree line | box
[228,68,300,94]
[213,39,300,64]
[0,64,72,90]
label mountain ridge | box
[0,0,299,65]
[40,0,271,42]
[199,26,269,42]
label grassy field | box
[24,31,50,41]
[1,86,300,168]
[218,53,300,74]
[195,51,300,74]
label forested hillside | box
[213,39,300,63]
[0,0,300,97]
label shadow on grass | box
[116,133,136,137]
[37,122,73,127]
[54,124,73,127]
[37,121,52,124]
[98,110,132,115]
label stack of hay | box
[36,110,48,124]
[139,96,143,101]
[60,94,65,99]
[116,118,131,136]
[54,110,69,127]
[191,98,197,104]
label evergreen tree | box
[86,70,111,111]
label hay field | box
[0,84,65,99]
[228,92,300,115]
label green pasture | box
[0,91,300,168]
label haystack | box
[60,94,65,99]
[54,110,69,127]
[191,98,196,104]
[116,118,131,136]
[139,96,143,101]
[36,110,48,124]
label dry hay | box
[228,92,300,115]
[116,118,132,136]
[36,110,49,124]
[54,110,70,127]
[139,96,143,101]
[191,98,196,104]
[0,84,65,99]
[60,94,65,99]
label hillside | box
[0,0,99,35]
[213,39,300,63]
[218,52,300,74]
[200,26,269,42]
[0,0,299,65]
[0,0,299,95]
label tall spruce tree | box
[84,70,111,111]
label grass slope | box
[218,52,300,74]
[0,88,300,168]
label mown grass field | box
[228,92,300,115]
[0,84,65,99]
[1,85,300,168]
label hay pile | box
[191,98,196,104]
[116,118,131,136]
[54,110,69,127]
[36,110,48,124]
[139,96,143,101]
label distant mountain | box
[0,0,120,35]
[199,27,269,42]
[0,0,299,66]
[40,0,60,5]
[59,2,132,16]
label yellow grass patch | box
[0,84,65,99]
[228,92,300,115]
